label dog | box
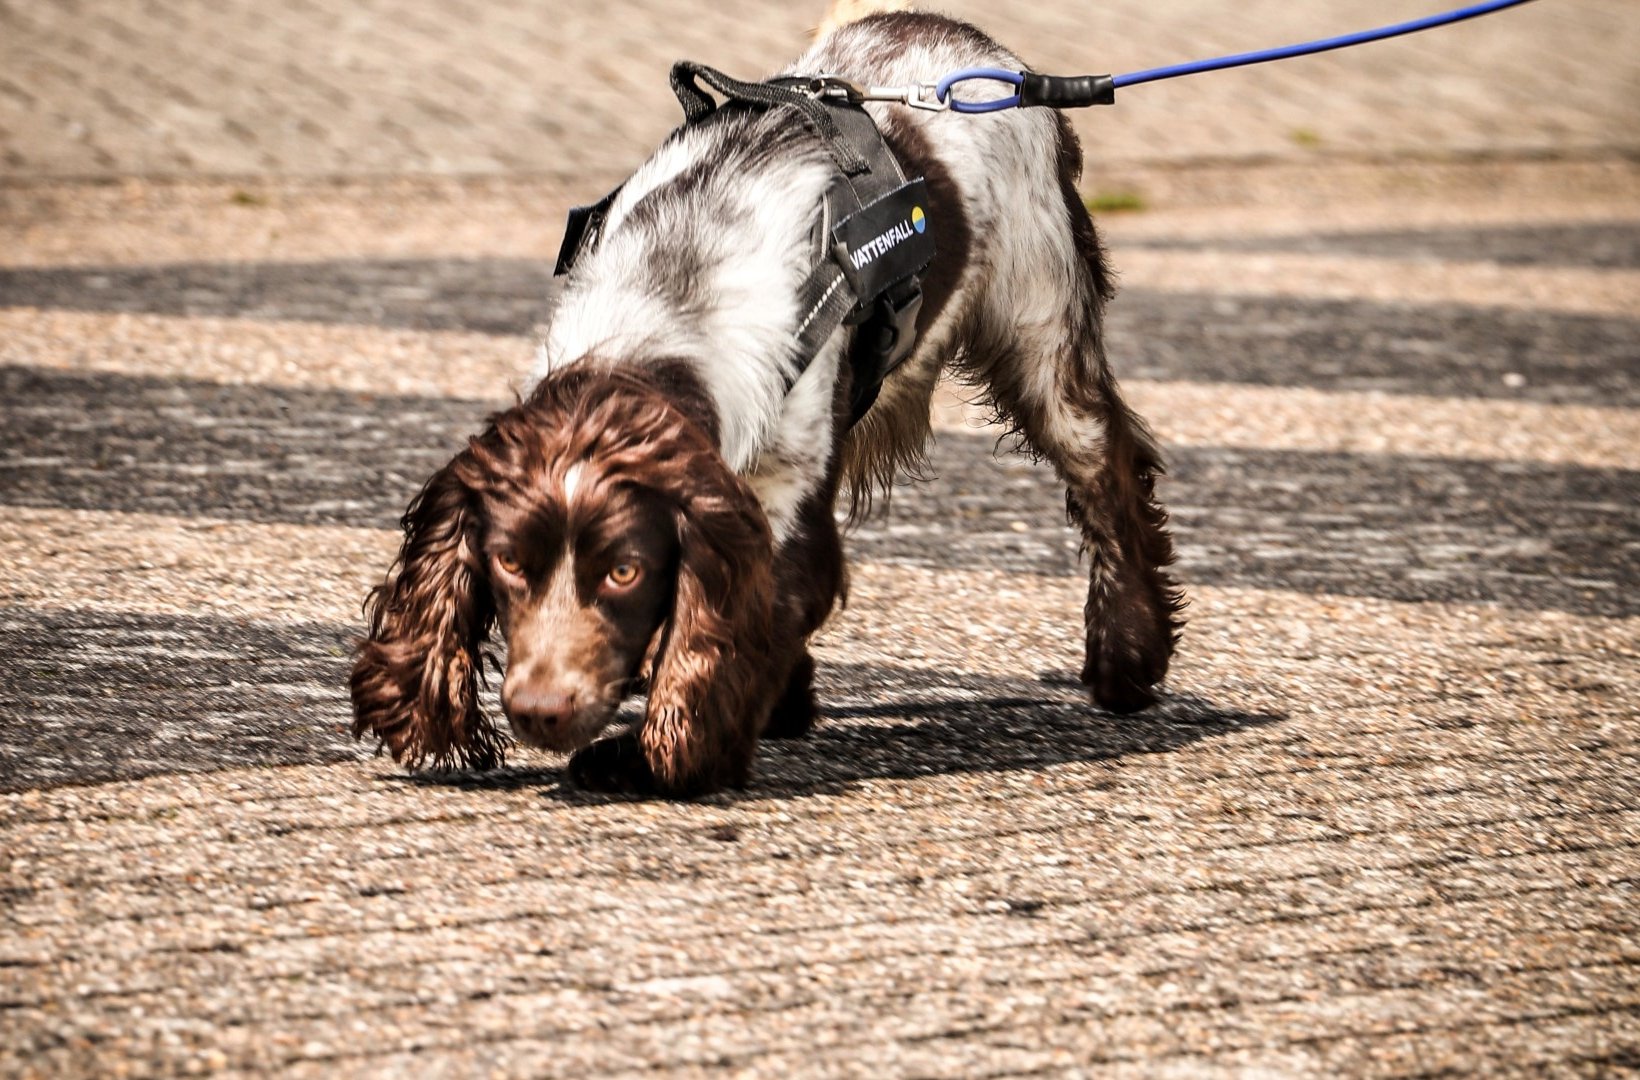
[350,7,1183,796]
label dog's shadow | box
[390,661,1283,803]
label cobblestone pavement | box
[2,0,1640,1076]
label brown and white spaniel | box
[351,10,1182,796]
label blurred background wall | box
[2,0,1635,192]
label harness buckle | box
[846,278,923,426]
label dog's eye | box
[606,562,641,588]
[494,551,523,577]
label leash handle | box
[935,69,1116,113]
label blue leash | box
[932,0,1540,114]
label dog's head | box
[350,365,774,783]
[482,452,678,754]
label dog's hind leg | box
[967,127,1183,712]
[976,333,1183,713]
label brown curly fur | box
[350,366,832,796]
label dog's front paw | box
[567,733,657,794]
[762,652,817,740]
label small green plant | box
[228,189,266,206]
[1288,127,1324,148]
[1085,190,1146,214]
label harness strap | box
[784,94,906,372]
[792,259,854,378]
[752,80,926,424]
[672,62,869,175]
[553,186,620,277]
[846,278,923,424]
[555,63,935,428]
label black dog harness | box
[554,62,936,427]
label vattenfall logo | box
[848,205,927,271]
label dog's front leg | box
[762,486,849,740]
[566,685,767,797]
[563,637,773,797]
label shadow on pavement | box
[0,258,560,337]
[394,663,1283,802]
[750,688,1282,799]
[6,257,1639,407]
[6,365,1635,616]
[0,596,1263,796]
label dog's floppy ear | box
[350,454,507,771]
[641,452,777,793]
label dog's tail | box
[818,0,913,37]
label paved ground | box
[3,0,1640,1076]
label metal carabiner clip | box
[900,82,948,111]
[804,74,949,112]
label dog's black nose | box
[503,688,576,731]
